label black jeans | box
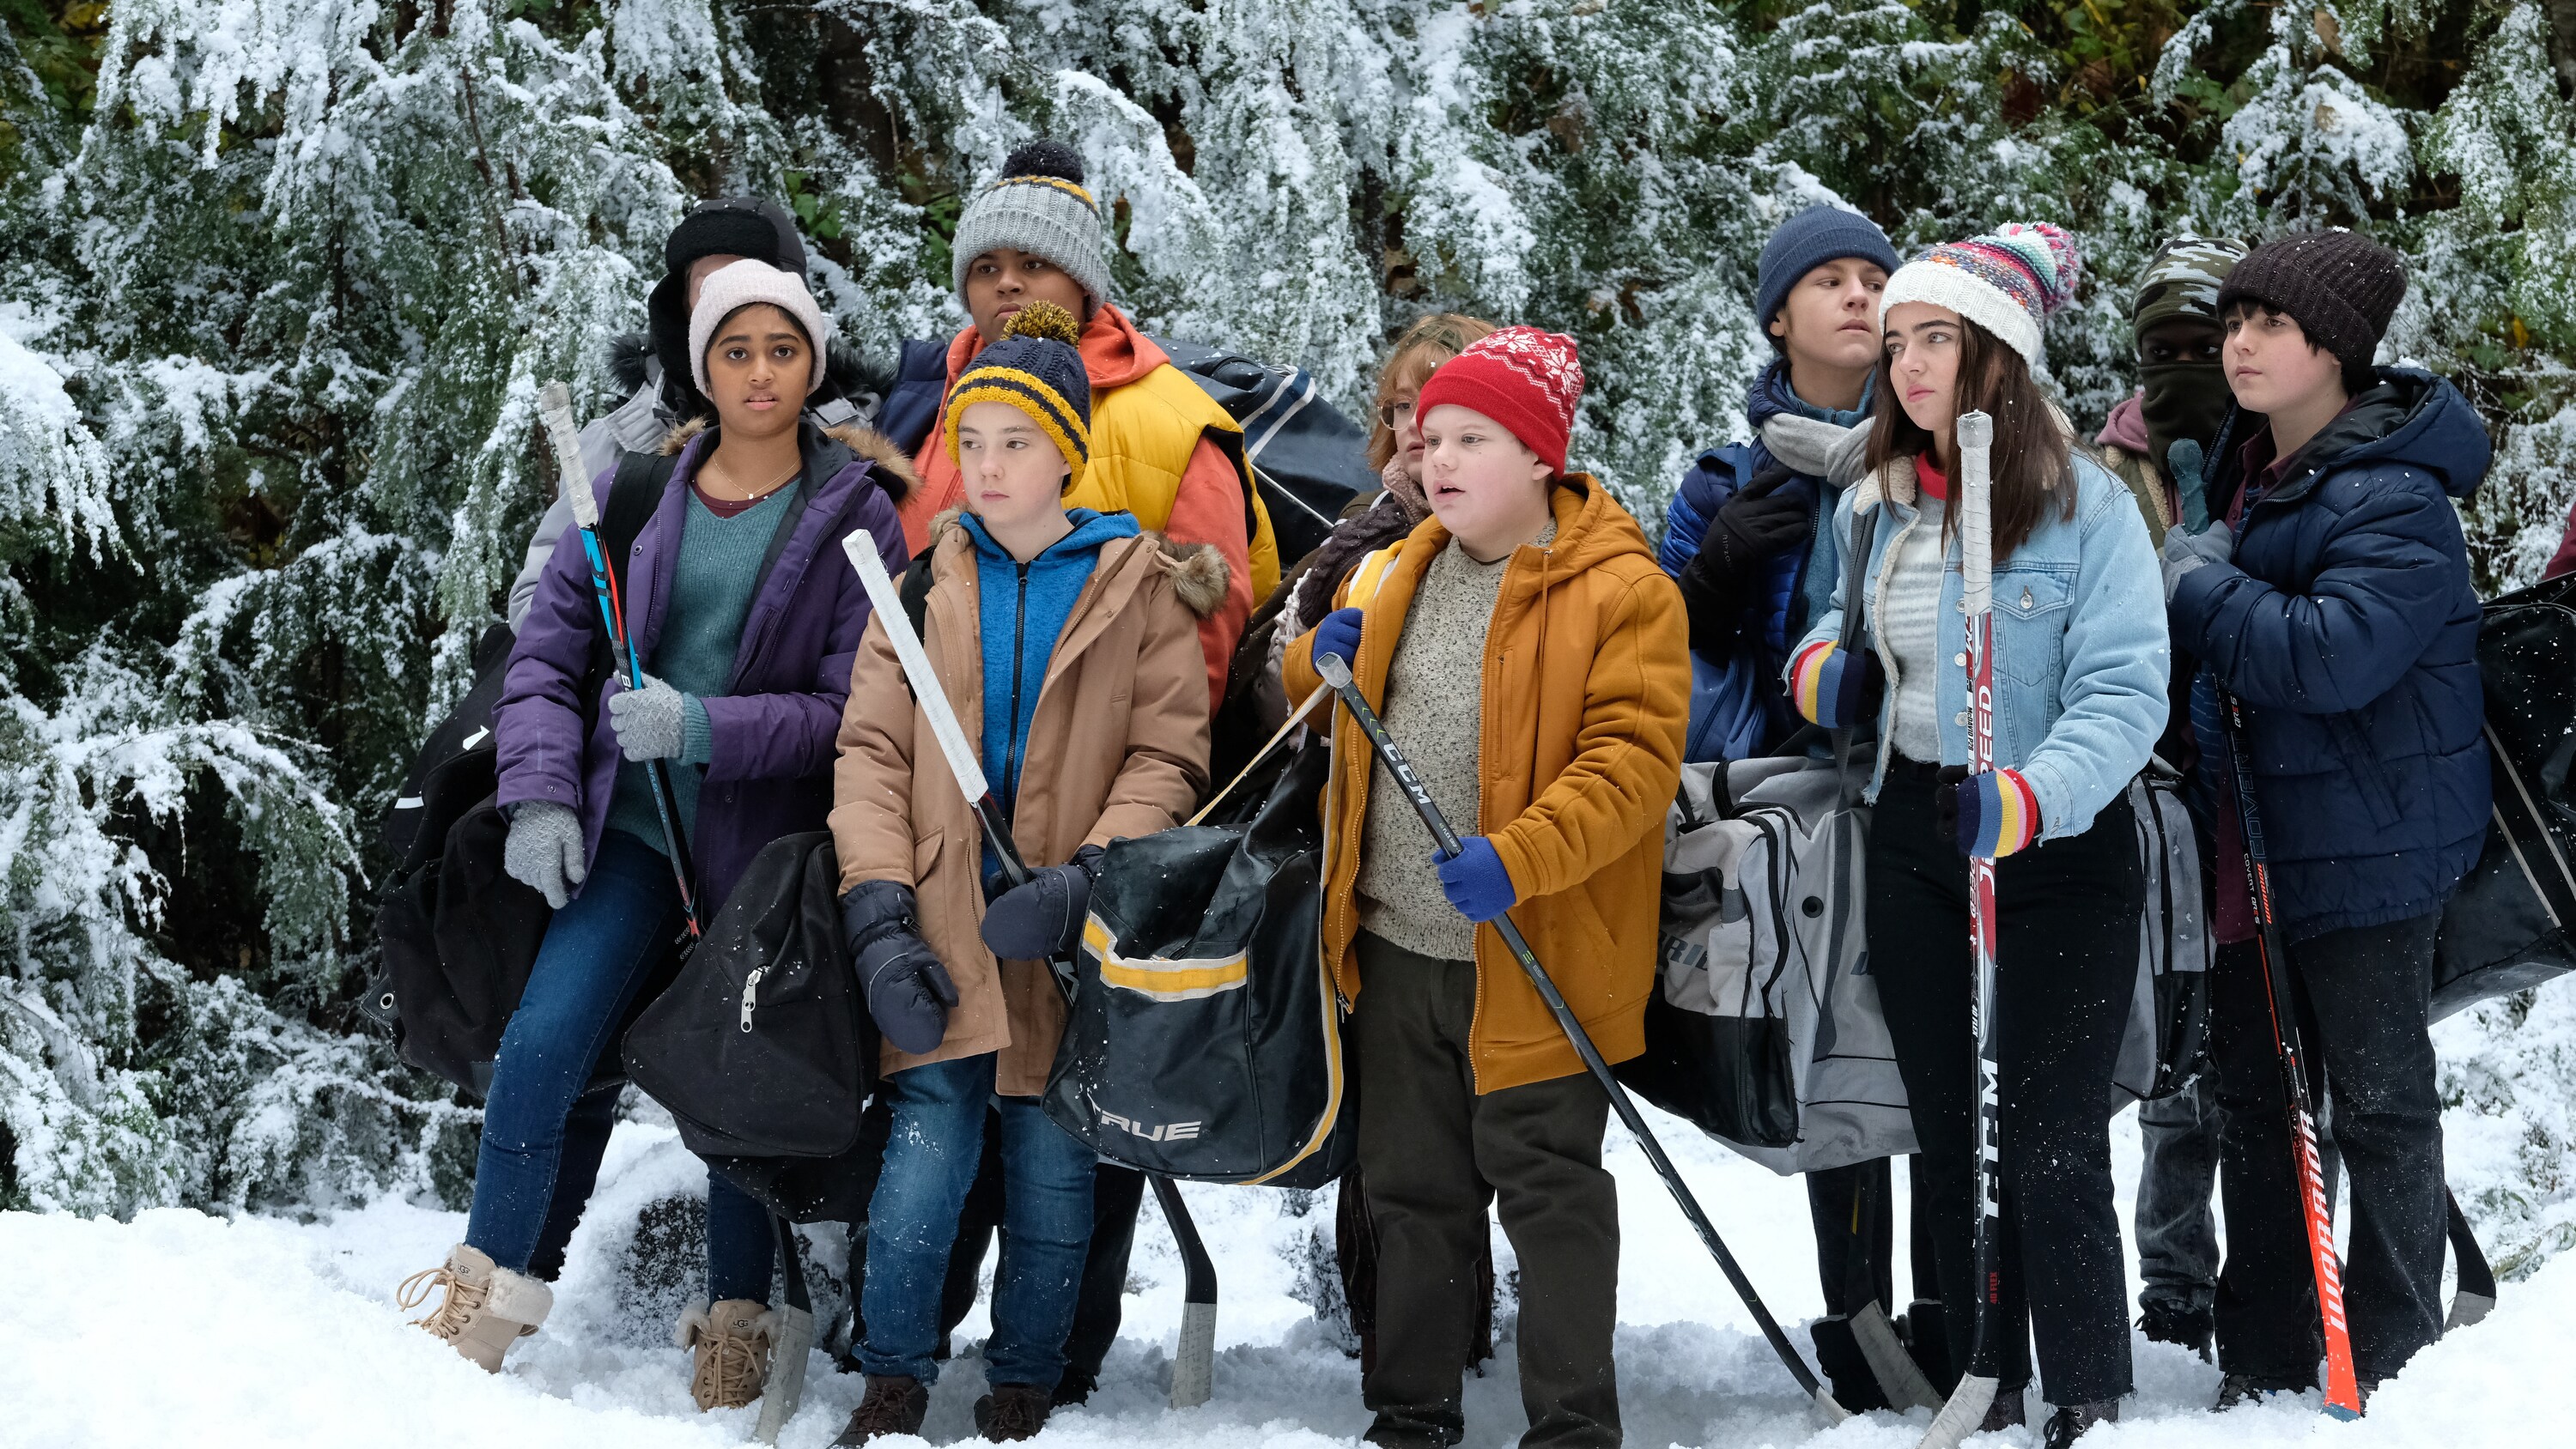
[1868,761,2139,1404]
[1353,932,1619,1449]
[2208,914,2445,1385]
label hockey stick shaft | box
[1917,409,2002,1449]
[538,381,701,935]
[841,526,1218,1408]
[2219,688,2363,1420]
[1315,652,1847,1423]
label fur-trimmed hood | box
[924,504,1231,619]
[657,417,918,505]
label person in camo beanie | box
[2214,227,2405,385]
[1878,221,2082,370]
[950,139,1115,316]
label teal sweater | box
[605,483,798,852]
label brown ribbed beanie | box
[2215,228,2405,378]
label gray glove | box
[605,673,690,762]
[502,799,586,910]
[2161,519,2233,601]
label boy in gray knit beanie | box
[951,140,1114,323]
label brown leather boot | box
[974,1382,1054,1442]
[833,1374,930,1446]
[676,1298,777,1410]
[398,1243,551,1372]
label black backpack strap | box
[889,552,937,700]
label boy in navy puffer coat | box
[2160,228,2488,1405]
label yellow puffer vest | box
[1070,362,1281,599]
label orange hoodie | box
[902,306,1255,710]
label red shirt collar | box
[1913,452,1950,502]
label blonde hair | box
[1369,313,1498,470]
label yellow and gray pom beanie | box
[951,140,1112,315]
[943,300,1093,492]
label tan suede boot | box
[398,1243,553,1372]
[676,1297,778,1411]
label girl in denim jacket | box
[1785,225,2166,1448]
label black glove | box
[1679,463,1807,656]
[981,844,1106,961]
[841,880,958,1056]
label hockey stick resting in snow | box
[1915,409,2002,1449]
[1313,649,1850,1425]
[536,381,702,938]
[841,528,1218,1410]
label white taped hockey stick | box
[1917,409,2001,1449]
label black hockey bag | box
[1042,738,1354,1187]
[2435,570,2576,1017]
[624,830,883,1223]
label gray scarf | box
[1759,411,1874,488]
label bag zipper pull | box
[739,965,767,1033]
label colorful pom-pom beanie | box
[1879,221,2081,370]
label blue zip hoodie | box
[961,507,1142,844]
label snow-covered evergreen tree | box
[3,0,2571,1260]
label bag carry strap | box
[1829,501,1881,788]
[1187,683,1328,827]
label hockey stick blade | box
[1853,1300,1942,1412]
[1152,1174,1218,1409]
[1918,1373,1999,1449]
[753,1302,815,1443]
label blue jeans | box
[465,828,775,1301]
[860,1053,1096,1385]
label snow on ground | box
[0,1102,2561,1449]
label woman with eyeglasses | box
[1214,313,1498,773]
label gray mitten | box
[502,799,586,910]
[606,673,690,762]
[2160,519,2233,601]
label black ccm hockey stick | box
[843,529,1218,1409]
[1314,651,1849,1424]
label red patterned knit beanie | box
[1413,325,1585,476]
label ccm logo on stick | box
[1098,1109,1202,1143]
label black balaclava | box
[2130,236,2250,484]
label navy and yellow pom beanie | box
[943,300,1092,491]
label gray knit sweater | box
[1357,523,1554,961]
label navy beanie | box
[1755,205,1902,345]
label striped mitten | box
[1789,640,1876,730]
[1950,767,2042,858]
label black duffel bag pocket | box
[626,831,874,1162]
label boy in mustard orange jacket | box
[1284,327,1689,1449]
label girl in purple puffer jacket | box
[397,261,913,1409]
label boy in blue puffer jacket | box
[1659,205,1941,1413]
[2159,229,2488,1408]
[1662,205,1898,763]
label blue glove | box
[2166,439,2210,534]
[1309,607,1364,673]
[981,844,1105,960]
[2160,519,2232,601]
[1433,835,1518,923]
